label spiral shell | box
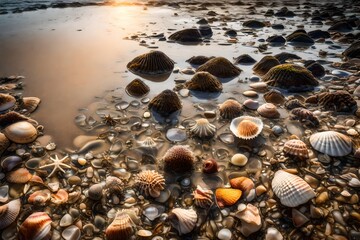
[219,99,243,119]
[0,93,16,112]
[4,121,38,144]
[230,116,263,140]
[193,185,213,208]
[196,57,242,78]
[19,212,52,240]
[125,78,150,97]
[168,208,197,235]
[252,56,280,76]
[283,139,309,159]
[169,28,202,43]
[215,188,242,207]
[272,170,315,207]
[185,72,223,92]
[202,158,218,174]
[163,145,195,173]
[134,170,165,198]
[148,89,182,117]
[257,103,280,118]
[190,118,216,139]
[0,199,21,230]
[230,177,254,195]
[6,168,32,183]
[263,89,285,105]
[309,131,352,157]
[105,212,134,240]
[105,176,124,195]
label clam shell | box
[6,168,32,183]
[215,188,242,207]
[169,28,202,43]
[196,57,242,78]
[20,97,41,113]
[230,177,254,194]
[230,116,263,140]
[219,99,243,119]
[148,89,182,117]
[51,189,69,205]
[0,111,30,128]
[317,90,357,113]
[290,107,319,126]
[0,93,16,112]
[252,56,280,76]
[105,212,134,240]
[163,145,195,173]
[28,190,51,205]
[1,155,22,172]
[125,79,150,97]
[4,121,38,144]
[135,170,165,198]
[309,131,352,157]
[193,185,213,208]
[263,89,285,105]
[19,212,52,240]
[168,208,197,235]
[185,71,223,92]
[230,153,248,166]
[257,103,280,118]
[283,139,309,158]
[189,118,216,139]
[0,199,21,230]
[271,170,315,207]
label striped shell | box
[309,131,352,157]
[193,185,213,208]
[28,190,51,205]
[4,121,38,144]
[272,170,315,207]
[168,208,197,235]
[0,93,16,112]
[6,168,32,183]
[148,89,182,117]
[274,52,301,64]
[230,177,254,195]
[257,103,280,118]
[19,97,41,113]
[284,98,305,110]
[283,139,309,159]
[125,79,150,97]
[163,145,195,173]
[134,170,165,198]
[219,99,243,119]
[263,89,285,105]
[190,118,216,139]
[127,51,174,76]
[169,28,202,43]
[186,56,214,65]
[317,91,357,113]
[0,199,21,230]
[230,116,263,140]
[105,212,134,240]
[185,71,223,92]
[51,189,69,205]
[252,56,280,76]
[290,107,319,126]
[215,188,242,207]
[196,57,242,78]
[19,212,52,240]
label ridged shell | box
[0,133,10,157]
[125,79,150,97]
[193,185,213,208]
[202,158,218,174]
[0,111,29,128]
[274,52,301,64]
[127,51,174,76]
[284,98,305,110]
[257,103,280,118]
[135,170,165,198]
[163,145,195,173]
[169,28,202,42]
[28,190,51,205]
[252,56,280,76]
[317,91,357,113]
[4,121,38,144]
[230,116,263,140]
[19,212,52,240]
[0,199,21,230]
[262,64,319,92]
[51,189,69,205]
[219,99,243,119]
[190,118,216,139]
[6,168,32,183]
[215,188,242,207]
[230,177,254,195]
[286,32,314,44]
[263,89,285,105]
[343,41,360,59]
[290,108,319,126]
[309,131,352,157]
[105,176,124,194]
[196,57,242,78]
[0,93,16,112]
[168,208,197,235]
[20,97,41,113]
[148,89,182,117]
[233,54,257,65]
[185,71,223,92]
[106,212,134,240]
[186,56,214,65]
[283,139,309,159]
[272,170,315,207]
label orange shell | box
[29,175,45,185]
[237,120,259,138]
[6,168,32,183]
[230,177,255,194]
[215,188,242,207]
[51,189,69,205]
[19,212,52,240]
[28,190,51,204]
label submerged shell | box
[202,158,218,174]
[272,170,315,207]
[0,199,21,230]
[252,56,280,76]
[125,79,150,97]
[105,212,134,240]
[186,56,214,65]
[163,145,195,173]
[0,93,16,112]
[230,116,263,140]
[257,103,280,118]
[20,97,41,113]
[134,170,165,198]
[6,168,32,183]
[193,185,213,208]
[230,177,254,194]
[185,72,223,92]
[169,28,202,43]
[219,99,243,119]
[215,188,242,207]
[19,212,52,240]
[263,90,285,105]
[317,91,357,113]
[196,57,242,78]
[4,121,38,144]
[309,131,352,157]
[168,208,197,235]
[283,139,309,159]
[148,90,182,117]
[127,51,174,76]
[190,118,216,139]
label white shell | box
[309,131,352,157]
[272,170,315,207]
[190,118,216,138]
[0,199,21,230]
[230,116,263,140]
[235,204,262,237]
[168,208,197,235]
[4,121,38,144]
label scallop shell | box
[196,57,242,78]
[215,188,242,207]
[4,121,38,144]
[28,190,51,205]
[0,199,21,230]
[148,89,182,117]
[185,71,223,92]
[169,28,202,43]
[0,111,30,128]
[219,99,243,119]
[19,212,52,240]
[252,56,280,76]
[317,91,357,113]
[290,108,319,127]
[163,145,195,173]
[257,103,280,118]
[134,170,165,198]
[0,93,16,112]
[309,131,352,157]
[263,89,285,105]
[0,133,10,157]
[283,139,309,159]
[125,79,150,97]
[51,189,69,205]
[19,97,41,113]
[105,212,135,240]
[6,168,32,183]
[126,50,174,76]
[230,177,254,195]
[193,185,213,208]
[271,170,315,207]
[168,208,197,235]
[202,158,218,174]
[230,116,263,140]
[274,52,302,64]
[186,56,214,65]
[189,118,216,139]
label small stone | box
[77,158,87,166]
[345,119,356,127]
[243,90,258,98]
[68,176,81,186]
[217,228,232,240]
[272,125,283,135]
[60,214,74,227]
[265,227,283,240]
[137,230,152,238]
[143,112,151,118]
[316,191,329,205]
[88,183,103,200]
[231,153,248,166]
[204,111,216,118]
[347,129,358,136]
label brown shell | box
[284,98,305,110]
[263,89,285,105]
[286,32,314,44]
[127,51,174,76]
[6,168,32,183]
[257,103,280,118]
[193,185,213,208]
[28,190,51,204]
[290,108,319,127]
[185,72,223,92]
[186,56,214,65]
[230,177,255,195]
[343,41,360,59]
[0,93,16,111]
[19,97,41,113]
[317,91,357,113]
[252,56,280,76]
[196,57,242,78]
[215,188,242,207]
[51,189,69,205]
[19,212,52,240]
[125,78,150,97]
[219,99,243,119]
[169,28,202,43]
[0,133,10,157]
[105,212,134,240]
[134,170,165,198]
[4,121,38,144]
[0,111,29,128]
[0,199,21,230]
[283,139,309,159]
[148,89,182,117]
[274,52,302,64]
[163,145,195,173]
[202,158,218,174]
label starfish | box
[40,155,71,178]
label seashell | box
[169,28,202,43]
[235,204,262,237]
[243,20,265,28]
[316,91,357,113]
[163,145,195,173]
[193,185,213,208]
[134,170,165,198]
[230,153,248,166]
[168,208,197,235]
[219,99,243,119]
[62,225,80,240]
[233,54,257,65]
[28,175,45,186]
[215,188,242,207]
[309,131,352,157]
[230,116,263,140]
[51,189,69,205]
[105,176,124,195]
[0,199,21,230]
[257,103,280,118]
[1,155,22,172]
[230,177,254,195]
[28,189,51,205]
[262,64,319,92]
[286,32,314,45]
[265,227,283,240]
[252,56,280,76]
[196,57,242,78]
[271,170,315,207]
[263,90,285,105]
[148,89,182,117]
[6,167,32,183]
[243,99,259,110]
[343,41,360,59]
[274,52,302,64]
[189,118,216,139]
[185,72,223,92]
[19,97,41,113]
[125,79,150,97]
[138,137,157,148]
[88,183,103,200]
[186,56,214,65]
[290,108,319,127]
[19,212,52,240]
[202,158,218,174]
[283,139,309,159]
[105,212,135,240]
[4,121,38,144]
[284,98,305,110]
[127,50,174,76]
[0,185,9,203]
[0,93,16,112]
[0,133,10,157]
[0,111,30,128]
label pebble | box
[243,90,258,98]
[249,75,260,82]
[77,157,87,166]
[88,183,103,200]
[243,99,259,110]
[231,153,248,166]
[265,227,283,240]
[60,214,74,227]
[316,191,329,204]
[137,230,152,238]
[217,228,232,240]
[249,82,267,90]
[346,129,358,136]
[62,225,81,240]
[94,215,106,229]
[68,176,81,186]
[272,125,283,135]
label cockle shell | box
[215,188,242,207]
[284,98,305,110]
[283,139,309,159]
[230,116,263,140]
[163,145,195,173]
[230,177,254,195]
[168,208,197,235]
[134,170,165,198]
[0,199,21,230]
[186,56,214,65]
[263,89,285,105]
[6,168,32,183]
[274,52,301,64]
[202,158,218,174]
[317,91,357,113]
[20,97,41,113]
[309,131,352,157]
[125,78,150,97]
[193,185,213,208]
[4,121,38,144]
[219,99,243,119]
[148,89,182,117]
[19,212,52,240]
[169,28,203,43]
[196,57,242,78]
[0,93,16,112]
[28,190,51,205]
[252,56,280,76]
[185,71,223,92]
[51,189,69,205]
[257,103,280,118]
[189,118,216,139]
[105,212,135,240]
[272,170,315,207]
[235,204,262,237]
